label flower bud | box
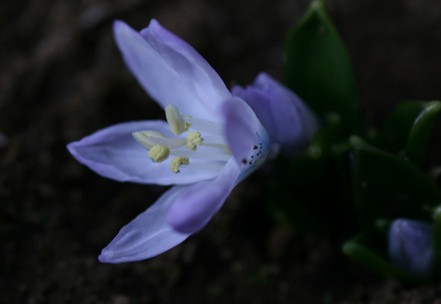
[388,218,434,278]
[232,72,318,157]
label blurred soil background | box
[2,0,441,303]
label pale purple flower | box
[388,218,434,278]
[232,73,318,156]
[67,19,317,263]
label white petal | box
[167,158,241,233]
[113,20,230,122]
[98,187,191,263]
[67,120,220,185]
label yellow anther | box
[171,157,190,173]
[148,144,170,162]
[165,104,190,135]
[133,104,231,170]
[186,131,203,151]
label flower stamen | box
[171,157,190,173]
[165,104,190,135]
[186,131,203,151]
[148,144,170,162]
[133,130,186,148]
[134,104,232,173]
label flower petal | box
[98,187,190,263]
[388,218,434,278]
[232,72,319,155]
[67,120,219,185]
[222,97,270,180]
[167,158,241,233]
[113,20,230,121]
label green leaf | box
[378,100,441,166]
[406,101,441,166]
[378,101,424,153]
[285,0,360,133]
[351,137,441,227]
[267,140,354,235]
[267,153,333,234]
[310,112,344,151]
[343,226,424,283]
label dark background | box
[1,0,441,302]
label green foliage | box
[406,101,441,166]
[277,0,441,282]
[342,221,425,284]
[350,136,441,227]
[285,0,360,133]
[267,147,351,235]
[378,100,441,166]
[343,108,441,280]
[377,101,426,153]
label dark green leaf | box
[285,0,360,132]
[378,100,441,166]
[351,137,441,227]
[267,153,332,234]
[267,142,354,235]
[406,101,441,166]
[378,101,424,153]
[343,226,423,283]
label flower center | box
[133,104,231,173]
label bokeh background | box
[2,0,441,302]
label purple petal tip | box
[98,251,110,263]
[98,249,115,264]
